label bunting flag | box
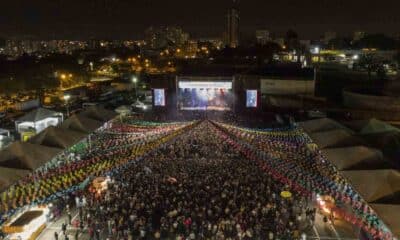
[211,121,394,240]
[0,119,394,239]
[0,120,198,226]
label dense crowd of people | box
[77,121,315,239]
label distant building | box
[225,0,240,48]
[145,26,189,49]
[273,38,285,48]
[324,31,337,44]
[353,31,366,42]
[299,40,311,49]
[88,39,102,50]
[256,30,270,45]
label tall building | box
[225,0,239,48]
[256,30,270,45]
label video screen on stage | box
[154,89,166,106]
[178,81,233,111]
[246,90,258,108]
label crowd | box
[78,121,315,239]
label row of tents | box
[299,118,400,237]
[0,106,117,191]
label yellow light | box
[60,74,67,80]
[69,74,73,78]
[176,48,181,53]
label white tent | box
[341,170,400,203]
[309,129,364,149]
[299,118,352,134]
[0,142,61,171]
[322,146,385,170]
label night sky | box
[1,0,400,39]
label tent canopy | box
[17,108,62,122]
[299,118,353,134]
[361,131,400,166]
[78,106,117,122]
[0,167,30,191]
[309,129,364,149]
[0,142,61,171]
[360,119,400,135]
[322,146,386,170]
[341,170,400,203]
[28,126,86,149]
[61,114,104,134]
[370,204,400,238]
[115,105,132,114]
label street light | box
[132,76,138,100]
[63,95,71,117]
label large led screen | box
[154,89,166,106]
[177,81,233,111]
[246,90,258,108]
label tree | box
[284,30,300,51]
[357,54,387,84]
[353,34,397,50]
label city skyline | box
[1,0,400,39]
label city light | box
[60,74,67,80]
[132,76,138,83]
[63,95,71,101]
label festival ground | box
[1,118,394,239]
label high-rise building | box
[256,30,270,45]
[225,0,239,48]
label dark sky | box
[1,0,400,39]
